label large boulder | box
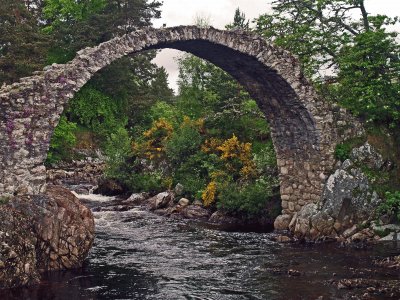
[34,186,95,271]
[148,191,174,210]
[274,214,293,231]
[94,178,124,196]
[0,207,39,288]
[289,142,384,241]
[0,186,94,288]
[320,159,381,226]
[350,142,384,170]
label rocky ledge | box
[275,142,400,244]
[47,155,106,194]
[0,186,94,289]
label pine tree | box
[0,0,48,85]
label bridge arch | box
[0,26,359,216]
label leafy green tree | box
[43,0,161,62]
[255,0,398,80]
[46,116,77,164]
[176,54,269,142]
[256,0,400,126]
[334,29,400,126]
[0,0,48,85]
[66,85,127,140]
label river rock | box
[274,214,293,230]
[149,191,174,210]
[380,232,396,241]
[94,178,125,196]
[177,198,190,208]
[293,204,318,238]
[320,165,380,225]
[122,192,149,205]
[46,155,106,188]
[181,205,211,220]
[208,211,241,225]
[0,186,94,288]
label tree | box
[256,0,400,126]
[334,29,400,126]
[255,0,398,80]
[225,8,249,30]
[42,0,173,160]
[0,0,48,85]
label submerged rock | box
[122,192,149,206]
[209,211,241,225]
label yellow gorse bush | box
[133,118,173,160]
[201,137,222,153]
[200,135,257,206]
[181,116,205,132]
[202,180,217,206]
[217,134,256,179]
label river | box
[1,193,399,299]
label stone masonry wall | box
[0,26,363,215]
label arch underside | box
[0,26,342,215]
[153,40,319,155]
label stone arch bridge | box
[0,26,360,216]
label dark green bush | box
[126,171,171,195]
[217,177,278,217]
[334,143,352,161]
[165,126,203,165]
[378,191,400,223]
[46,116,77,164]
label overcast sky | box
[151,0,400,92]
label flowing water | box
[1,193,400,300]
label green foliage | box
[67,85,126,141]
[256,0,400,130]
[166,125,203,165]
[43,0,107,31]
[253,141,277,172]
[334,137,366,161]
[46,116,77,164]
[334,143,352,161]
[217,177,279,217]
[378,191,400,223]
[104,127,133,180]
[0,0,49,85]
[126,171,171,194]
[333,29,400,126]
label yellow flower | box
[202,181,217,206]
